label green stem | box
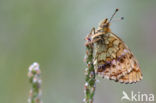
[84,34,96,103]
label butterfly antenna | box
[109,8,119,23]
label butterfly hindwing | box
[93,32,142,84]
[118,66,143,84]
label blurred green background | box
[0,0,156,103]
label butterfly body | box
[90,18,143,84]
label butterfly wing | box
[93,32,143,83]
[118,66,143,84]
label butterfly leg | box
[85,27,95,45]
[90,27,95,35]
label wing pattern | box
[93,32,143,84]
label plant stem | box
[28,62,42,103]
[84,33,96,103]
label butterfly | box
[88,9,143,84]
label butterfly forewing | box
[93,32,143,84]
